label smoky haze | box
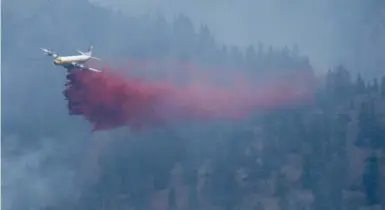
[92,0,385,74]
[2,0,385,209]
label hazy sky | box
[90,0,373,72]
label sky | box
[89,0,380,73]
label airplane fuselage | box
[53,55,90,67]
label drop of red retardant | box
[63,64,315,131]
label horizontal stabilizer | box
[77,50,85,55]
[90,56,101,60]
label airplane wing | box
[71,62,101,72]
[84,67,101,72]
[40,48,58,58]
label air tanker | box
[40,46,101,72]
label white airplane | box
[40,46,101,72]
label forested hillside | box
[2,0,385,210]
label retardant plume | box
[63,60,315,131]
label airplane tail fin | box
[77,45,93,56]
[84,45,93,56]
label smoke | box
[91,0,385,75]
[2,135,82,210]
[64,59,315,131]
